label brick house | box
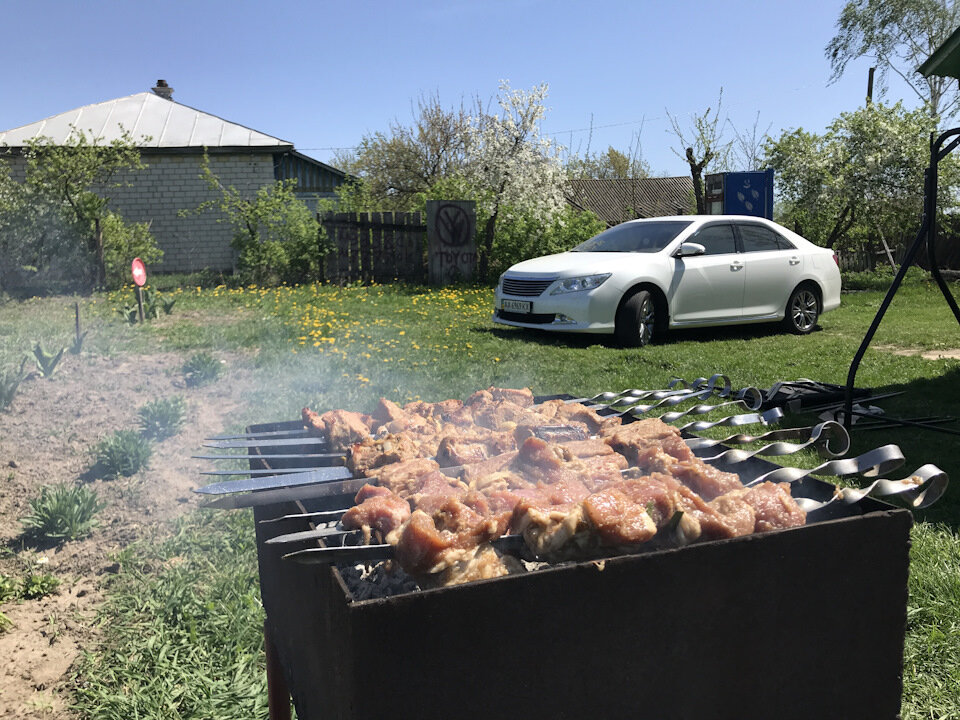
[567,176,694,226]
[0,80,346,273]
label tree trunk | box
[480,212,497,283]
[94,217,106,288]
[685,147,712,214]
[825,205,856,249]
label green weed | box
[0,574,17,602]
[32,341,65,377]
[0,358,27,411]
[72,511,269,719]
[182,351,223,387]
[19,572,60,600]
[21,484,105,541]
[138,396,187,441]
[93,430,153,479]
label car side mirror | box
[674,242,706,258]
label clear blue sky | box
[0,0,926,177]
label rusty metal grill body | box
[247,412,913,720]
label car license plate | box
[502,299,532,313]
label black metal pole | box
[927,129,960,324]
[843,127,960,431]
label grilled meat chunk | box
[428,544,522,587]
[489,386,535,407]
[514,424,589,444]
[395,501,500,575]
[604,419,742,500]
[436,437,489,468]
[348,433,422,475]
[302,407,373,451]
[536,400,622,435]
[403,398,464,422]
[723,482,807,532]
[405,471,469,515]
[582,488,658,546]
[368,458,441,495]
[341,485,412,544]
[510,500,585,556]
[460,452,519,484]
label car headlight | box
[497,273,506,292]
[550,273,611,295]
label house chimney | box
[152,79,173,100]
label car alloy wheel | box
[616,289,657,347]
[786,286,819,334]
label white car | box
[493,216,841,346]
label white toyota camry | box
[493,216,841,346]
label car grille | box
[501,277,556,297]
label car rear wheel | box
[615,290,657,347]
[784,285,819,334]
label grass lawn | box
[3,276,959,718]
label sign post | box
[427,200,477,285]
[131,258,147,323]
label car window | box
[777,236,796,250]
[739,224,783,252]
[572,220,693,253]
[689,223,736,255]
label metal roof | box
[0,92,293,149]
[918,25,960,79]
[567,176,694,224]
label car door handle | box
[730,261,743,271]
[789,256,801,265]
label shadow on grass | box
[477,320,821,349]
[843,365,960,530]
[761,365,960,531]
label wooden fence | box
[837,246,908,272]
[837,235,960,272]
[319,211,426,283]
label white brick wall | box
[5,151,278,273]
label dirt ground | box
[876,344,960,360]
[0,351,254,719]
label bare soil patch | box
[0,351,254,719]
[875,345,960,360]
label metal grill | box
[193,378,948,720]
[501,276,556,296]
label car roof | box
[626,215,774,223]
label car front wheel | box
[615,290,657,347]
[784,285,819,334]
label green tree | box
[329,82,576,280]
[765,101,957,252]
[334,94,471,211]
[0,128,150,292]
[465,81,567,281]
[567,145,651,180]
[101,212,163,288]
[195,155,324,285]
[826,0,960,119]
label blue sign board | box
[722,169,774,219]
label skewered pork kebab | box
[301,386,629,475]
[278,417,807,587]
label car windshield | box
[571,220,694,253]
